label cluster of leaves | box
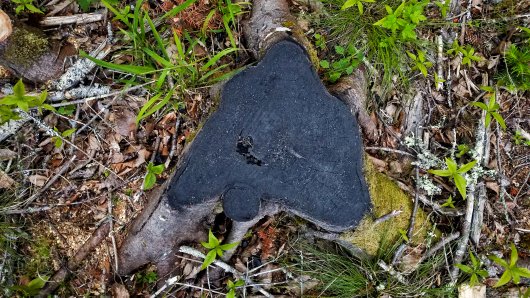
[406,50,432,77]
[341,0,375,15]
[373,0,428,41]
[0,79,53,125]
[513,131,530,146]
[226,279,244,298]
[456,251,488,286]
[11,0,43,14]
[142,162,165,190]
[11,276,48,296]
[429,158,476,199]
[86,0,243,125]
[489,244,530,287]
[200,230,238,270]
[471,87,506,130]
[319,44,363,82]
[51,127,76,148]
[446,40,482,67]
[136,270,158,285]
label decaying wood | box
[38,222,111,297]
[39,12,105,27]
[0,10,72,82]
[330,68,379,142]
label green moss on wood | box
[340,156,434,255]
[4,26,49,66]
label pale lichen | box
[416,175,442,196]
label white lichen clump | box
[417,175,442,196]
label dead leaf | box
[0,148,16,161]
[28,175,48,187]
[0,170,16,189]
[111,284,130,298]
[111,109,137,137]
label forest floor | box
[0,0,529,297]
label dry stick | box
[177,246,272,298]
[436,35,444,91]
[107,196,119,274]
[374,210,403,225]
[495,122,510,223]
[449,108,488,283]
[420,232,460,263]
[164,118,181,168]
[39,12,105,26]
[49,82,150,107]
[38,222,110,297]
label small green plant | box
[136,270,158,285]
[446,40,465,57]
[456,144,470,158]
[226,279,244,298]
[200,230,239,270]
[373,0,428,41]
[313,33,327,51]
[11,0,43,14]
[434,73,446,86]
[470,88,506,130]
[0,79,53,124]
[398,228,409,242]
[319,44,363,82]
[51,127,76,148]
[513,131,530,146]
[11,276,48,296]
[77,0,98,12]
[341,0,375,15]
[456,250,488,286]
[489,243,530,287]
[429,158,476,199]
[406,50,432,77]
[441,195,455,208]
[143,162,164,190]
[460,45,482,67]
[498,42,530,92]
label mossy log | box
[0,10,68,82]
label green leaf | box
[26,3,44,14]
[13,79,25,99]
[219,241,239,251]
[489,255,508,268]
[454,174,467,199]
[77,0,94,12]
[201,249,217,270]
[512,267,530,278]
[357,1,363,14]
[208,229,220,247]
[477,269,488,278]
[162,0,197,19]
[446,158,457,173]
[458,160,476,173]
[417,63,428,77]
[470,273,479,286]
[149,163,165,175]
[61,128,76,138]
[401,23,417,40]
[201,47,239,71]
[143,173,157,190]
[329,72,341,82]
[469,250,479,267]
[494,270,512,287]
[491,112,506,130]
[485,113,492,128]
[226,289,236,298]
[456,263,473,274]
[510,243,518,267]
[335,46,345,55]
[471,101,488,111]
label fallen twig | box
[365,146,415,157]
[374,210,403,225]
[40,11,105,26]
[421,232,460,262]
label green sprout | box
[456,250,488,286]
[461,45,482,67]
[12,0,44,14]
[489,243,530,287]
[201,230,239,270]
[441,195,455,208]
[429,158,476,199]
[341,0,375,15]
[471,88,506,130]
[0,79,53,124]
[407,50,432,77]
[51,127,76,148]
[142,162,165,190]
[226,279,245,298]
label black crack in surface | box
[167,40,371,230]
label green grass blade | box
[146,13,168,59]
[143,48,172,68]
[162,0,196,19]
[80,50,155,75]
[201,47,238,71]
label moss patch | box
[4,27,49,67]
[340,157,433,255]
